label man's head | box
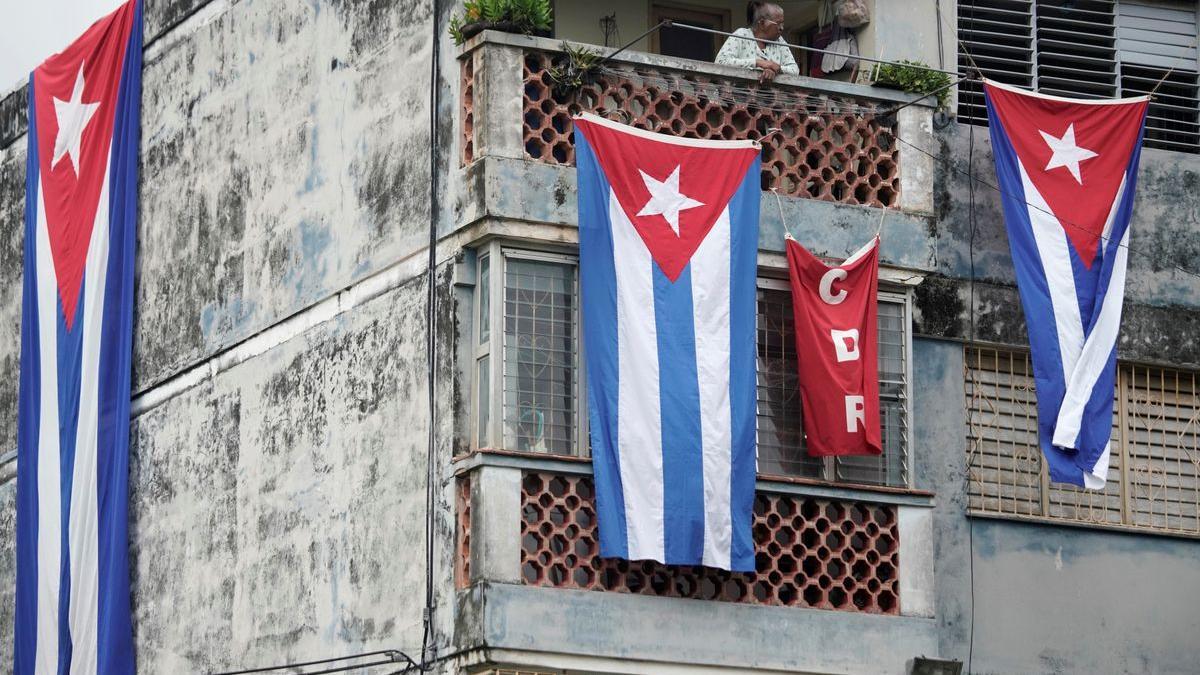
[751,2,785,40]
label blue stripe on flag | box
[56,290,85,672]
[653,264,705,564]
[15,73,42,675]
[576,133,629,559]
[97,8,142,670]
[984,96,1075,483]
[727,162,760,571]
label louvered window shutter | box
[1118,0,1200,151]
[958,0,1200,153]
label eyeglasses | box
[762,17,785,30]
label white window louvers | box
[958,0,1200,153]
[1118,1,1200,151]
[958,0,1036,124]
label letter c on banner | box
[819,268,848,305]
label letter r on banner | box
[831,328,860,362]
[845,395,865,433]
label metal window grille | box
[966,345,1200,534]
[501,255,580,456]
[957,0,1200,153]
[755,282,912,487]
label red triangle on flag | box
[574,114,761,281]
[985,80,1147,268]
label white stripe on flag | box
[1018,162,1084,383]
[690,207,733,570]
[610,190,665,562]
[1053,214,1130,488]
[67,152,112,675]
[34,180,61,675]
[1053,175,1129,448]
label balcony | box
[453,452,938,674]
[457,31,940,224]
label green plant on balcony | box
[870,60,953,108]
[449,0,553,46]
[547,43,603,98]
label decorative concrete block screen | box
[461,56,475,165]
[456,476,472,589]
[518,472,899,614]
[967,346,1200,535]
[517,51,900,208]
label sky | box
[0,0,126,92]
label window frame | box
[471,241,589,456]
[753,273,915,489]
[965,343,1200,538]
[471,243,915,490]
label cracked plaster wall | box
[0,0,462,670]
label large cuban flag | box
[574,113,760,571]
[984,79,1148,489]
[15,1,142,673]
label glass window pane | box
[478,254,490,344]
[503,258,577,455]
[477,356,490,447]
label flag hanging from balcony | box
[574,112,760,571]
[785,234,881,457]
[15,1,142,673]
[984,79,1148,489]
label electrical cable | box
[966,75,978,673]
[211,650,412,675]
[422,0,442,670]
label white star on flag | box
[637,165,704,235]
[1039,123,1097,185]
[52,63,101,174]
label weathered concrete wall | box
[0,0,464,670]
[914,337,1200,675]
[968,519,1200,675]
[919,121,1200,367]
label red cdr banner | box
[786,235,882,457]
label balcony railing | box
[515,471,899,613]
[459,32,931,210]
[455,454,936,618]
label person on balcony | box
[714,2,799,83]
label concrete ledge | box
[456,156,937,270]
[459,582,939,674]
[454,450,936,509]
[458,30,930,108]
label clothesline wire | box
[589,66,1200,283]
[881,127,1200,283]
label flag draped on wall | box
[574,113,760,571]
[786,235,881,457]
[15,1,142,673]
[984,79,1148,489]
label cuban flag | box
[984,79,1148,489]
[574,113,760,571]
[15,1,142,673]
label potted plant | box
[869,60,953,108]
[547,43,603,98]
[449,0,553,46]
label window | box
[473,246,585,456]
[966,345,1200,535]
[958,0,1200,153]
[755,280,912,488]
[650,3,731,62]
[472,246,913,489]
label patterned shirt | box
[714,27,800,76]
